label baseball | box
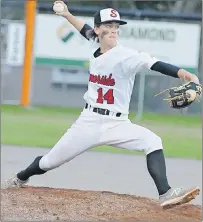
[53,2,65,13]
[186,89,196,102]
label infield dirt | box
[1,186,202,221]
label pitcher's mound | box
[1,186,201,221]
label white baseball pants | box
[39,108,163,171]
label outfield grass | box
[1,104,202,160]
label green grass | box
[1,104,202,160]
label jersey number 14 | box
[96,88,114,104]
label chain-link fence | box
[1,1,202,116]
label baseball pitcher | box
[4,1,202,209]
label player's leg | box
[100,119,200,208]
[100,120,170,193]
[3,110,101,188]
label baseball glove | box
[154,81,202,109]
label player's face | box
[95,22,120,47]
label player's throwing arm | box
[53,1,87,33]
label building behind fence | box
[1,1,202,117]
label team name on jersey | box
[89,73,115,86]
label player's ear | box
[94,25,100,35]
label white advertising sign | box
[6,23,25,66]
[35,14,201,68]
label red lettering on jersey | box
[89,73,115,86]
[110,9,117,18]
[97,88,114,104]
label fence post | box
[135,72,146,121]
[20,0,36,107]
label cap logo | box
[110,9,118,18]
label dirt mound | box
[1,186,202,221]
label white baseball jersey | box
[40,44,162,171]
[83,44,159,114]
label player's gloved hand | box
[154,81,202,109]
[53,1,69,17]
